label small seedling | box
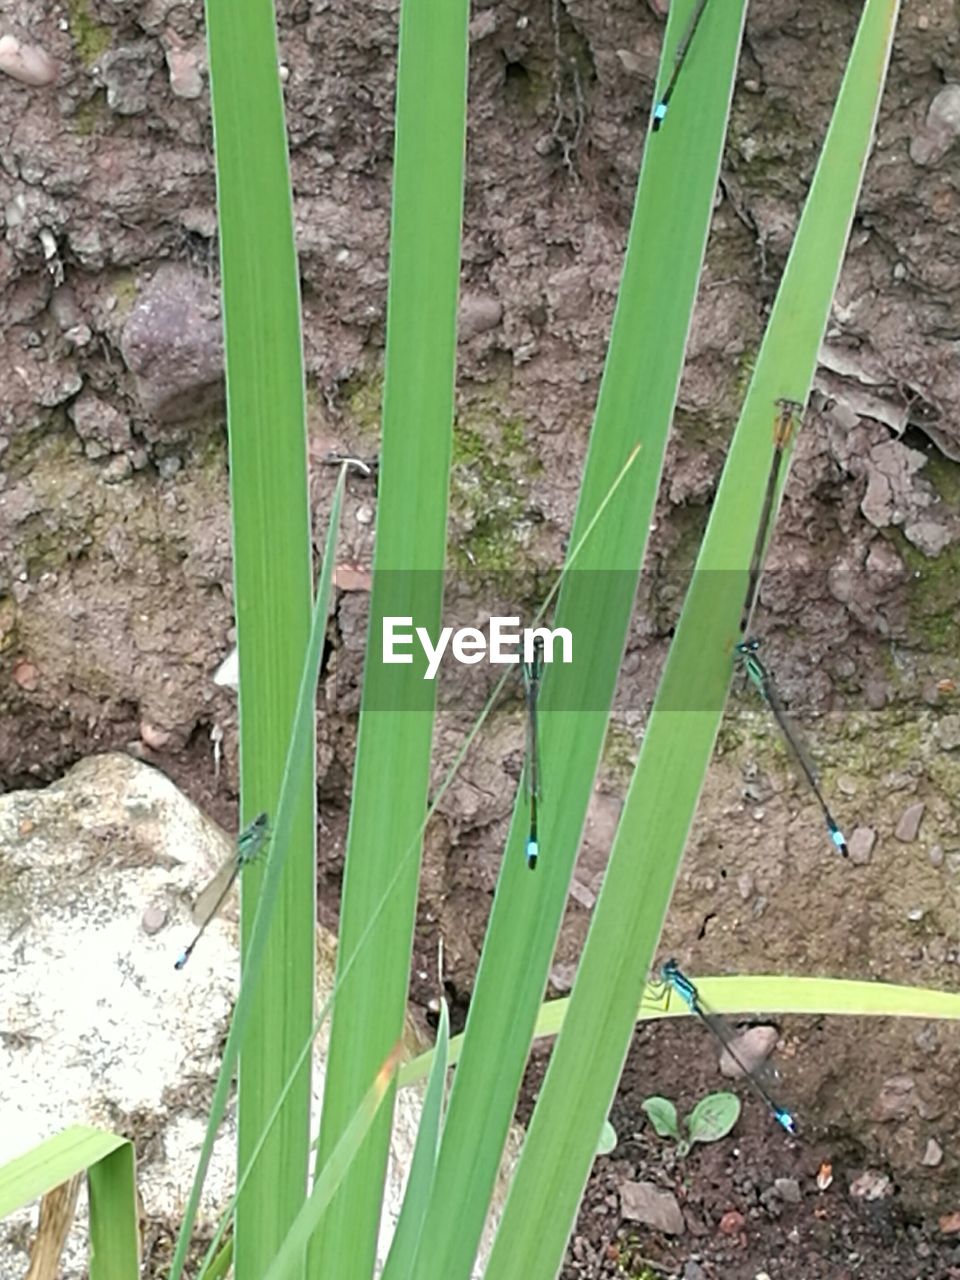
[641,1092,740,1156]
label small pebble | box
[922,1138,944,1167]
[12,659,39,690]
[142,905,168,935]
[140,721,172,749]
[0,34,57,86]
[850,1169,894,1201]
[719,1209,745,1235]
[930,844,945,867]
[718,1025,778,1079]
[895,802,925,842]
[619,1180,685,1235]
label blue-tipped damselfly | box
[736,639,849,857]
[740,398,802,637]
[660,959,797,1135]
[174,812,271,969]
[651,0,712,133]
[522,635,544,870]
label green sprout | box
[641,1092,741,1156]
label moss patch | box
[450,409,542,573]
[66,0,111,66]
[342,368,385,440]
[892,530,960,652]
[72,91,107,136]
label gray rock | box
[872,1075,916,1122]
[774,1177,802,1204]
[120,264,224,425]
[100,43,158,116]
[929,845,944,868]
[905,519,953,557]
[935,715,960,752]
[458,292,502,342]
[895,802,926,842]
[619,1180,685,1235]
[911,85,960,166]
[848,826,877,865]
[864,680,888,710]
[69,389,123,449]
[164,39,205,100]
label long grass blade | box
[307,2,468,1273]
[381,1003,450,1280]
[411,4,748,1276]
[168,466,349,1280]
[264,1046,402,1280]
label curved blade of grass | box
[264,1046,402,1280]
[410,5,748,1278]
[169,467,349,1280]
[484,5,901,1276]
[656,976,960,1021]
[381,1001,450,1280]
[396,978,960,1089]
[307,2,469,1275]
[0,1127,138,1280]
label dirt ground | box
[2,0,960,1274]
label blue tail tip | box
[777,1109,798,1135]
[526,840,539,870]
[174,951,188,970]
[652,103,667,131]
[829,825,849,857]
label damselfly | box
[174,812,271,970]
[651,0,713,133]
[659,959,797,1135]
[736,639,848,857]
[740,398,802,637]
[522,636,544,870]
